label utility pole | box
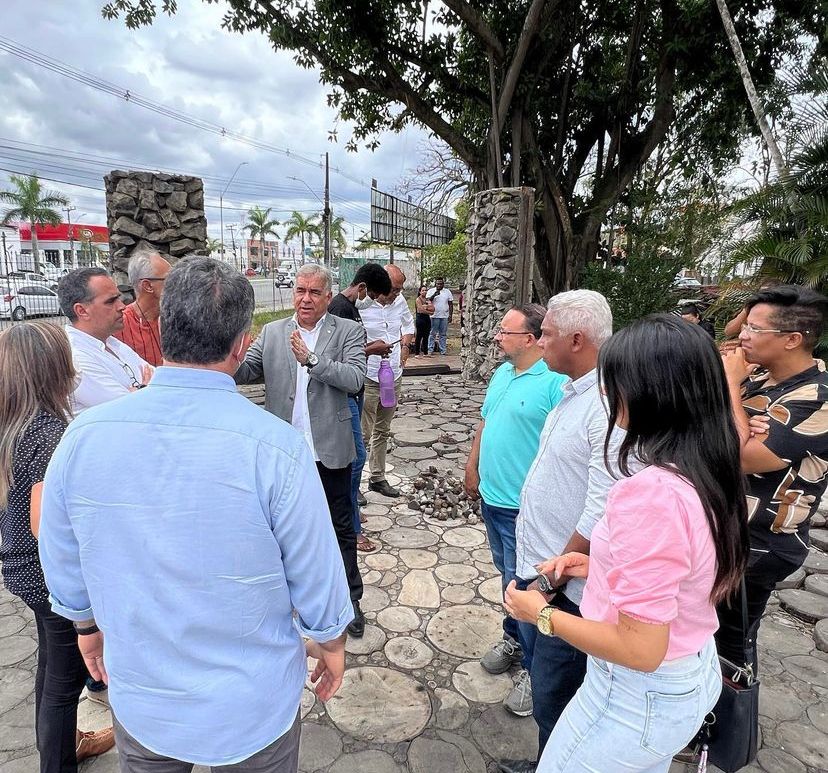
[227,224,238,271]
[220,162,248,268]
[62,206,76,271]
[1,231,10,277]
[323,152,331,268]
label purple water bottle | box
[378,358,397,408]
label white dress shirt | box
[291,314,327,461]
[360,294,415,381]
[67,325,151,417]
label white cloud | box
[0,0,432,246]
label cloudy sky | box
[0,0,432,248]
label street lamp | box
[288,169,330,267]
[220,162,248,270]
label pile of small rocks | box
[406,466,482,524]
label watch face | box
[537,610,553,637]
[537,574,552,593]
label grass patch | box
[252,308,292,337]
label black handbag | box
[695,581,760,772]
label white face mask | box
[355,295,376,310]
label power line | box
[0,34,372,188]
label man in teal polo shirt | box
[464,304,567,716]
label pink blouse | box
[580,465,719,660]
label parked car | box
[672,276,703,291]
[4,271,49,285]
[42,265,72,282]
[0,284,63,320]
[274,272,294,288]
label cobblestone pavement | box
[2,374,828,773]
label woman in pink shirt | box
[505,315,749,772]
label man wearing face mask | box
[327,263,393,552]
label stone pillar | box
[462,187,535,381]
[104,170,208,282]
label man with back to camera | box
[327,262,393,552]
[40,256,352,772]
[113,246,172,366]
[56,267,152,416]
[235,263,369,636]
[720,285,828,672]
[465,304,567,718]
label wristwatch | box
[537,605,559,637]
[536,572,555,594]
[306,352,319,368]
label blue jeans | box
[481,501,531,668]
[530,592,587,755]
[429,317,448,353]
[538,638,721,773]
[349,395,366,535]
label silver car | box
[0,284,62,320]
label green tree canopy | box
[283,210,320,258]
[243,205,280,266]
[0,173,69,273]
[103,0,825,295]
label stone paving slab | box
[3,375,828,773]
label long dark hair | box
[598,315,749,603]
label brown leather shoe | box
[76,727,115,762]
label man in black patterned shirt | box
[720,285,828,670]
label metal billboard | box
[370,187,455,249]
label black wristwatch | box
[73,622,100,636]
[306,352,319,369]
[537,572,555,594]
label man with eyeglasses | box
[57,267,153,417]
[719,284,828,672]
[113,247,171,366]
[464,305,567,719]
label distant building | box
[245,238,280,268]
[15,223,110,270]
[0,224,22,273]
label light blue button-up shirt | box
[39,367,352,766]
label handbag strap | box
[737,577,755,683]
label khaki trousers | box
[361,379,401,483]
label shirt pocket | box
[337,407,351,422]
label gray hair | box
[160,256,254,364]
[296,263,332,292]
[56,267,109,322]
[546,290,613,345]
[127,246,162,288]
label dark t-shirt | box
[328,292,364,398]
[742,361,828,564]
[0,411,66,605]
[328,293,361,324]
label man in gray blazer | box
[235,263,368,635]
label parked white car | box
[0,284,62,320]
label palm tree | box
[329,214,348,255]
[0,173,69,272]
[283,211,320,260]
[206,237,224,257]
[243,206,280,270]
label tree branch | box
[441,0,505,60]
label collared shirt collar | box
[292,313,328,333]
[150,366,238,392]
[564,367,597,395]
[507,357,551,379]
[66,324,119,353]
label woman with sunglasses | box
[505,315,749,772]
[0,322,114,772]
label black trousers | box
[25,600,88,773]
[414,314,431,355]
[715,549,799,674]
[316,462,363,603]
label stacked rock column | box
[104,170,208,282]
[461,187,535,382]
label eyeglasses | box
[741,323,810,336]
[495,328,532,337]
[120,361,142,389]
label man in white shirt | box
[426,276,454,355]
[56,268,152,417]
[359,265,415,498]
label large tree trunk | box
[714,0,787,179]
[31,224,40,273]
